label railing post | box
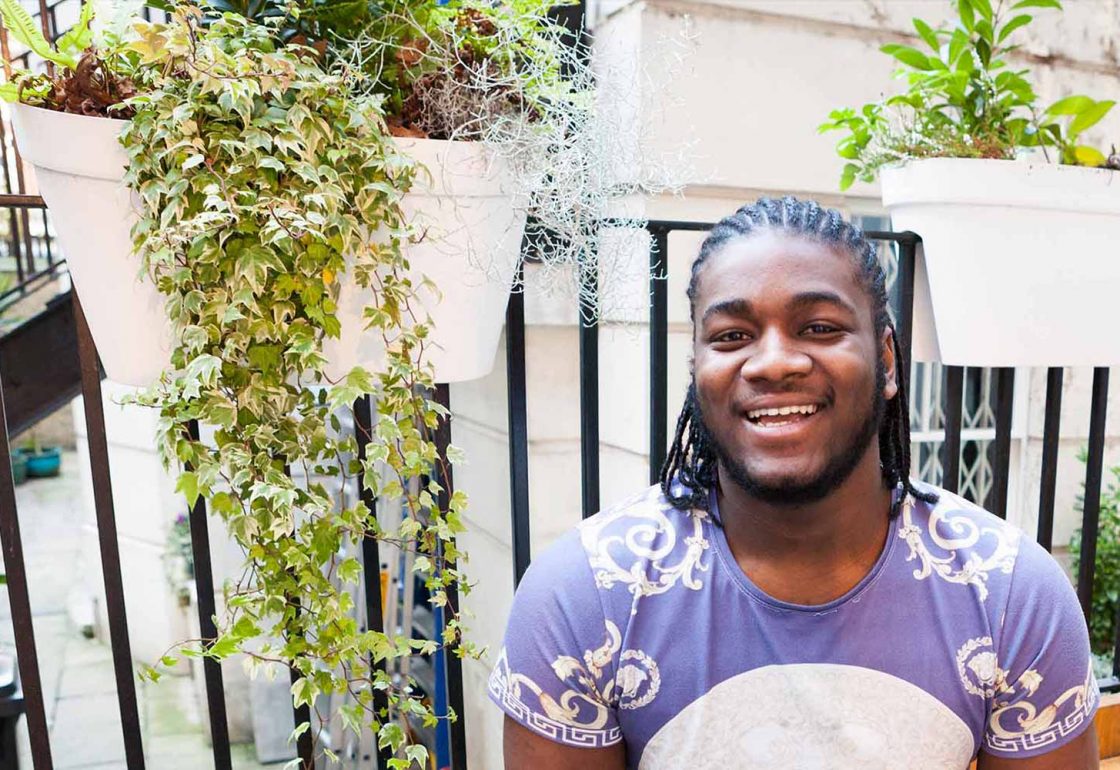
[648,226,669,486]
[434,384,468,770]
[505,262,531,587]
[1076,367,1110,625]
[72,291,145,769]
[941,367,964,494]
[1036,367,1064,551]
[353,395,391,770]
[986,367,1015,519]
[0,372,52,768]
[578,256,600,519]
[184,419,231,770]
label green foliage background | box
[1070,463,1120,662]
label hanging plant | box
[121,10,473,765]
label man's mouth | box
[745,404,821,428]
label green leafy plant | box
[118,10,471,766]
[1070,462,1120,663]
[0,0,136,115]
[820,0,1117,190]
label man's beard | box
[693,363,887,507]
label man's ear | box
[882,326,899,401]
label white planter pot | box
[10,103,171,386]
[321,138,525,383]
[10,102,524,385]
[882,158,1120,366]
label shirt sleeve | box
[983,537,1099,758]
[487,529,623,749]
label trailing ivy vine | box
[122,10,472,765]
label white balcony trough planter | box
[881,157,1120,367]
[10,102,524,386]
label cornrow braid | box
[659,195,938,514]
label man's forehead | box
[694,232,866,303]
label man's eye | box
[714,330,749,343]
[804,323,840,335]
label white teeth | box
[746,404,819,421]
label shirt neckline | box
[706,487,903,614]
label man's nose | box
[740,329,812,382]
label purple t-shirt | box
[488,482,1098,769]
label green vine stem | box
[121,11,475,766]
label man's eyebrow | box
[700,292,858,323]
[701,298,753,324]
[788,290,859,316]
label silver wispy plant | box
[332,2,696,322]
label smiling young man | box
[488,197,1100,769]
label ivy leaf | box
[177,471,200,507]
[209,635,239,660]
[338,557,363,583]
[126,21,171,65]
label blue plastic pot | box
[24,448,61,478]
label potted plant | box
[19,432,60,478]
[2,6,480,764]
[820,0,1120,367]
[3,0,671,385]
[3,1,526,386]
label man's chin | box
[723,466,836,506]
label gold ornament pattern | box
[488,619,661,747]
[897,493,1020,602]
[579,486,712,612]
[986,659,1098,753]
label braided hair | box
[659,195,938,514]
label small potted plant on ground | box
[820,0,1120,367]
[19,432,61,478]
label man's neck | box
[715,446,895,605]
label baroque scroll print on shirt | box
[579,486,711,613]
[488,620,661,748]
[897,494,1020,601]
[986,658,1098,753]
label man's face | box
[691,230,897,505]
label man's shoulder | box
[523,484,714,604]
[898,482,1055,605]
